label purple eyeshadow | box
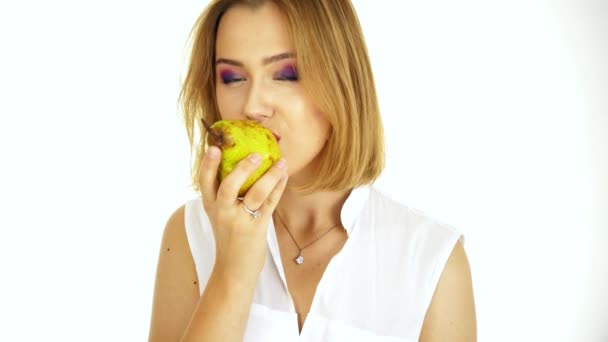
[220,69,239,83]
[278,65,298,80]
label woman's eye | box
[275,66,299,81]
[221,76,245,84]
[219,70,244,84]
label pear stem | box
[201,118,223,146]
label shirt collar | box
[340,183,372,235]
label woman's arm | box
[148,205,200,342]
[180,263,258,341]
[147,205,258,342]
[149,142,287,341]
[419,241,477,342]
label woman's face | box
[214,2,331,185]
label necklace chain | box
[274,210,340,264]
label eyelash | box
[219,69,298,84]
[221,76,244,84]
[275,74,298,82]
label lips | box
[272,132,281,142]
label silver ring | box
[241,201,261,219]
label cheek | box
[291,111,332,153]
[307,109,332,143]
[216,88,244,119]
[283,96,332,140]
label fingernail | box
[275,158,286,169]
[207,147,219,160]
[248,153,262,164]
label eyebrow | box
[215,52,295,67]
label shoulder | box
[367,186,462,242]
[164,204,186,241]
[365,185,464,275]
[182,196,214,235]
[159,204,197,283]
[161,199,210,270]
[362,186,411,228]
[361,186,474,338]
[419,240,477,341]
[161,203,200,255]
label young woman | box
[149,1,477,341]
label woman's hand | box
[198,146,288,285]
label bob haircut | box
[179,0,385,195]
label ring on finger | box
[240,199,261,219]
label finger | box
[241,158,287,211]
[258,171,289,218]
[199,146,221,206]
[216,153,263,204]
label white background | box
[0,0,606,341]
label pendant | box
[295,255,304,265]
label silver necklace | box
[274,210,340,265]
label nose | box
[242,80,273,121]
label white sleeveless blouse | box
[184,184,463,341]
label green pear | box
[202,119,281,197]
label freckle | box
[166,248,170,252]
[194,281,198,285]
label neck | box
[273,186,352,237]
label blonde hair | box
[179,0,385,195]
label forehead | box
[215,2,293,59]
